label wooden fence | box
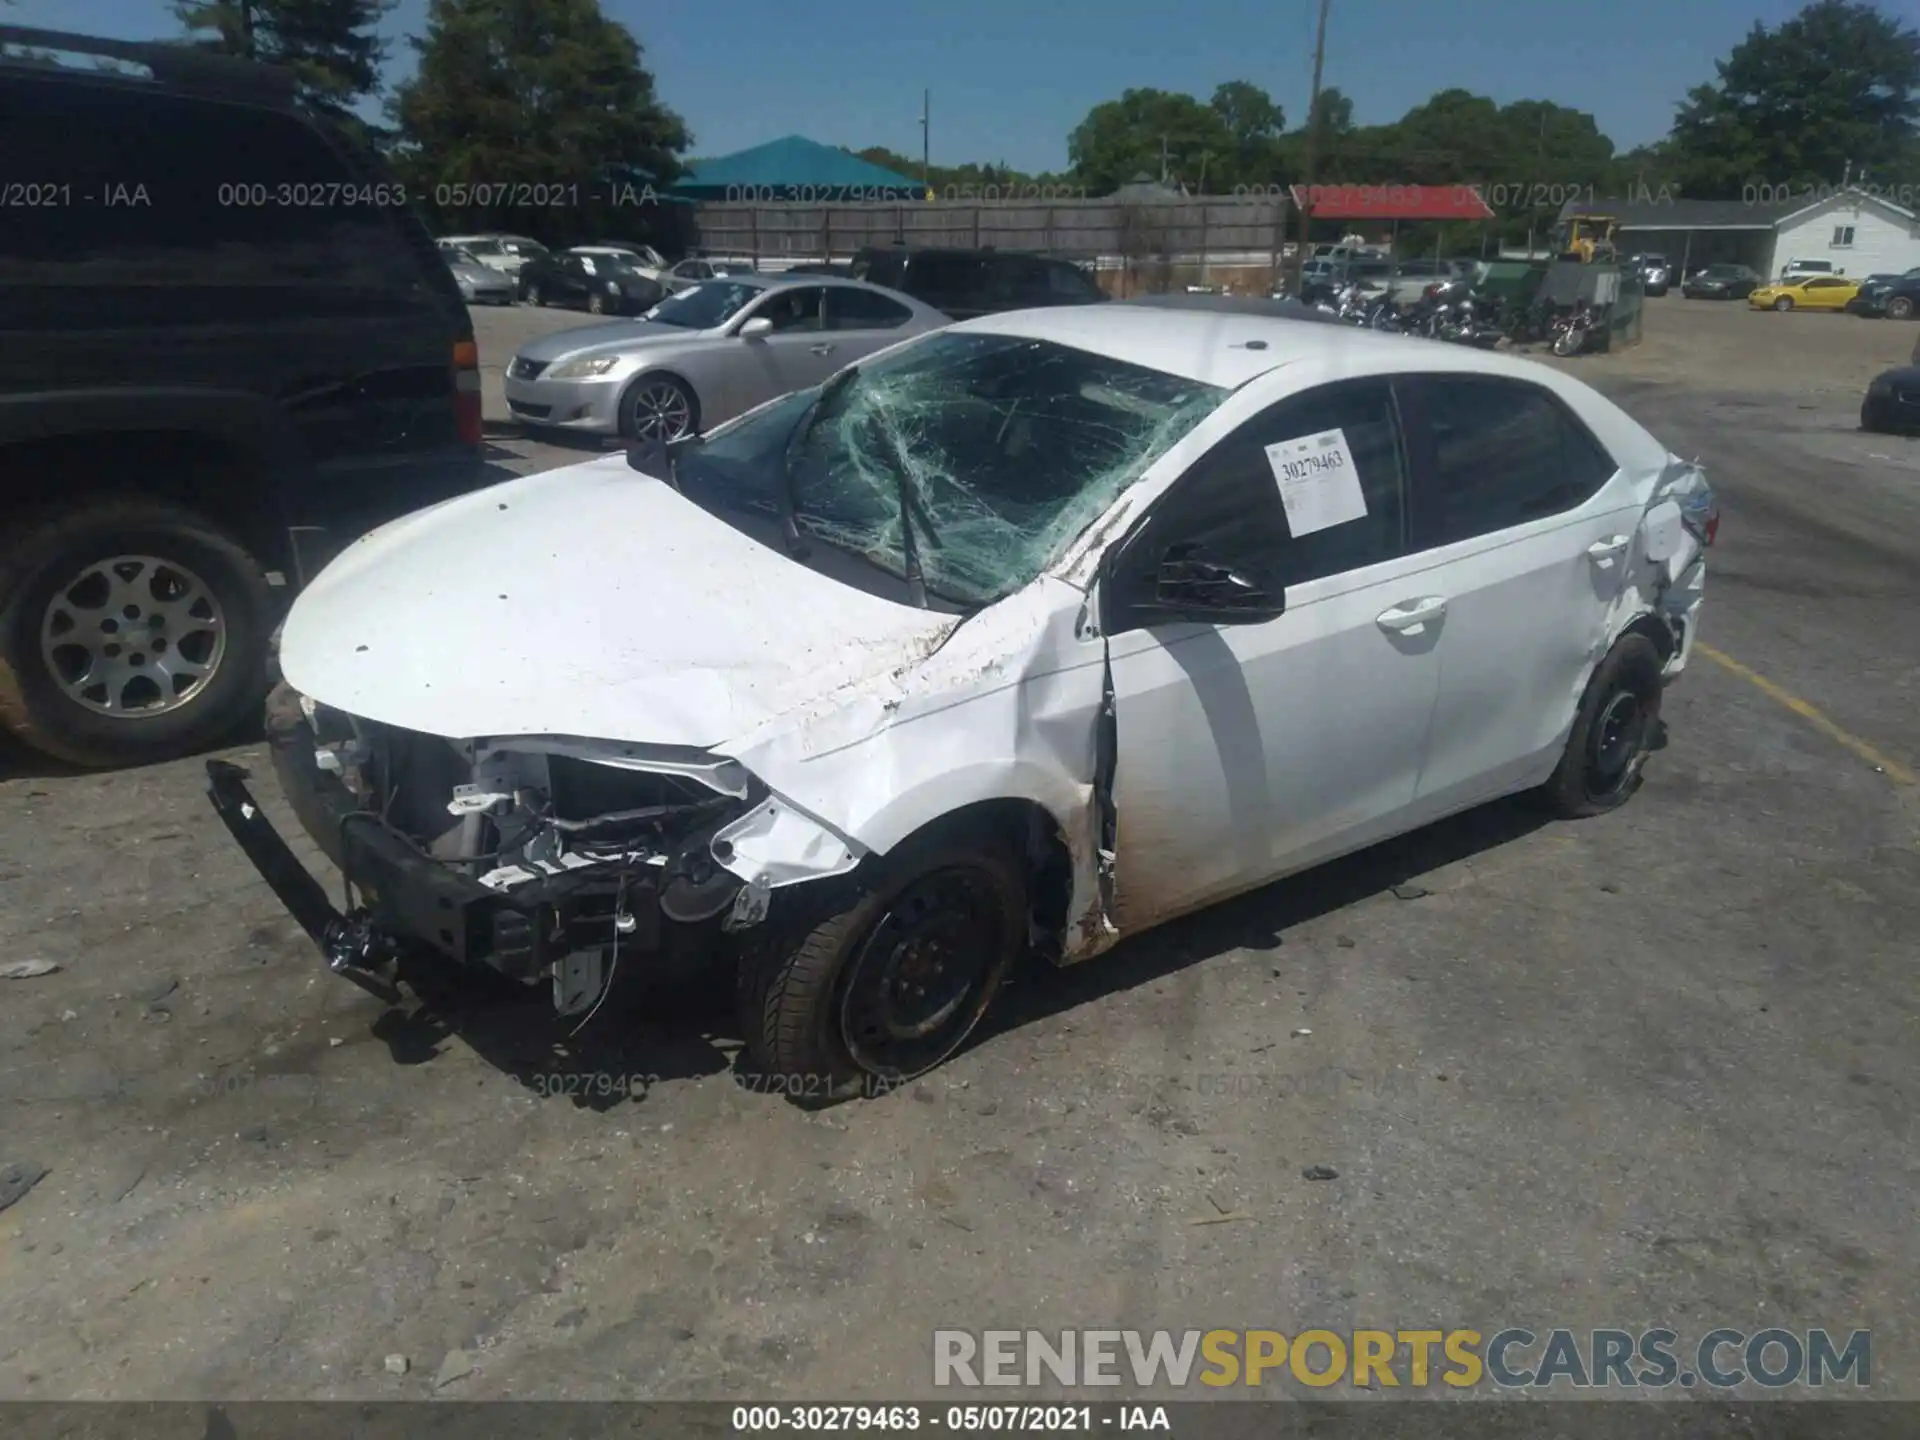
[691,196,1291,268]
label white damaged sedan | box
[208,307,1717,1099]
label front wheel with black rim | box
[1539,633,1665,819]
[619,373,699,443]
[1888,295,1915,320]
[0,498,276,768]
[737,831,1027,1104]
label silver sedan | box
[443,246,516,305]
[501,274,948,441]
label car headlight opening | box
[548,355,622,380]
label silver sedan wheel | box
[39,554,226,717]
[628,380,694,441]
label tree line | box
[168,0,1919,247]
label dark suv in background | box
[1848,268,1920,320]
[0,27,486,769]
[849,246,1108,319]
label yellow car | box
[1748,276,1861,311]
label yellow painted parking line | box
[1696,642,1916,786]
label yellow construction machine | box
[1557,213,1619,263]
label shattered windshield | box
[676,330,1227,607]
[647,280,762,328]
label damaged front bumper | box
[205,687,862,1016]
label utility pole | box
[1292,0,1333,294]
[1159,135,1170,185]
[920,90,931,196]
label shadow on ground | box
[378,791,1561,1111]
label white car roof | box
[946,304,1612,395]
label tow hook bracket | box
[205,759,403,1006]
[322,912,404,1005]
[554,948,606,1017]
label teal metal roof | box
[673,136,926,198]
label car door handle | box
[1375,597,1447,632]
[809,343,835,355]
[1586,535,1631,561]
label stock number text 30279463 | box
[729,1405,1102,1432]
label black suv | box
[849,246,1107,320]
[0,28,485,769]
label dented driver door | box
[1096,378,1443,935]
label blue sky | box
[13,0,1810,170]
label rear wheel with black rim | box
[0,499,275,768]
[1540,634,1665,818]
[1888,295,1914,320]
[588,290,608,315]
[736,830,1027,1103]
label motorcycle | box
[1333,281,1376,324]
[1503,296,1555,347]
[1551,301,1597,357]
[1437,292,1505,348]
[1362,293,1403,331]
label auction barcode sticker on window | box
[1264,427,1367,537]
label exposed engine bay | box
[242,687,783,1016]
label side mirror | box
[1150,542,1283,622]
[738,316,774,339]
[626,433,700,484]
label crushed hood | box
[513,320,698,363]
[278,458,958,746]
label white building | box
[1560,187,1920,280]
[1766,190,1920,278]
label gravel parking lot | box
[2,297,1915,1402]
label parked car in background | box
[1748,276,1860,312]
[442,244,516,305]
[579,241,670,282]
[1860,362,1920,434]
[1682,264,1761,300]
[502,274,947,441]
[517,247,666,316]
[0,27,485,768]
[1778,257,1843,282]
[1298,255,1394,305]
[662,257,758,293]
[1629,254,1671,295]
[1379,258,1462,305]
[849,246,1108,320]
[217,307,1717,1095]
[439,233,549,277]
[1847,268,1920,320]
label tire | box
[736,828,1027,1102]
[587,290,608,315]
[1888,295,1915,321]
[1773,296,1793,311]
[618,373,699,442]
[0,498,276,768]
[1539,634,1665,819]
[525,282,544,307]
